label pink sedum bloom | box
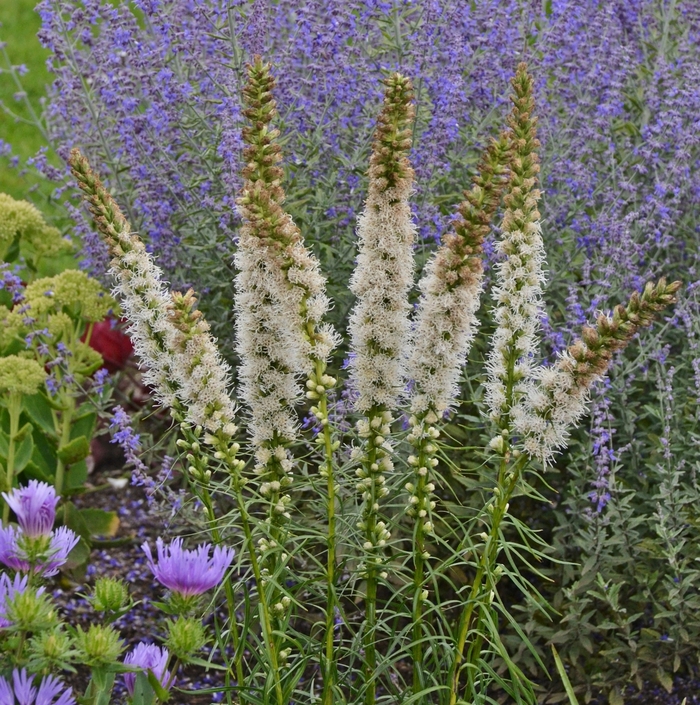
[2,481,59,538]
[142,538,234,597]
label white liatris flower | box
[234,237,304,448]
[70,150,237,439]
[349,74,416,413]
[513,279,681,464]
[485,66,547,426]
[169,289,237,437]
[408,134,510,416]
[69,150,180,409]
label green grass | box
[0,0,54,202]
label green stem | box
[54,395,75,497]
[2,392,22,525]
[197,485,246,705]
[317,360,338,705]
[411,429,431,698]
[361,421,383,705]
[447,458,525,705]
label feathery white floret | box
[349,183,416,412]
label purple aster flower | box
[2,481,59,538]
[0,525,79,577]
[0,669,74,705]
[122,643,171,695]
[142,538,234,597]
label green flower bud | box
[27,626,77,672]
[5,589,57,633]
[165,617,206,661]
[0,356,46,395]
[91,578,129,613]
[74,624,124,666]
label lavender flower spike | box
[123,643,172,696]
[0,669,75,705]
[142,538,234,597]
[2,481,59,538]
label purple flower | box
[0,525,79,577]
[122,643,171,695]
[0,573,32,628]
[2,481,59,538]
[0,669,74,705]
[142,538,234,597]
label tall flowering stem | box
[68,152,253,702]
[235,56,338,702]
[405,133,510,694]
[449,62,546,704]
[348,73,416,705]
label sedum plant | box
[67,61,680,705]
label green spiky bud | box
[5,588,57,632]
[74,624,124,666]
[165,617,206,661]
[91,577,129,613]
[26,626,77,672]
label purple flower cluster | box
[0,482,78,577]
[143,537,234,598]
[123,643,172,695]
[0,669,74,705]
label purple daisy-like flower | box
[0,668,74,705]
[0,525,79,577]
[2,481,59,538]
[122,643,172,695]
[142,538,234,597]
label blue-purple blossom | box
[0,264,24,304]
[142,538,234,597]
[92,367,110,394]
[122,643,172,695]
[0,525,79,577]
[0,669,74,705]
[2,481,59,538]
[109,405,149,476]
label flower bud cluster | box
[354,411,395,572]
[405,415,439,556]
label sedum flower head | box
[0,193,71,261]
[0,669,74,705]
[142,537,234,598]
[485,62,546,427]
[0,525,79,577]
[0,356,46,395]
[24,270,115,323]
[513,279,682,464]
[349,73,417,412]
[2,481,59,538]
[123,643,171,696]
[408,133,511,415]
